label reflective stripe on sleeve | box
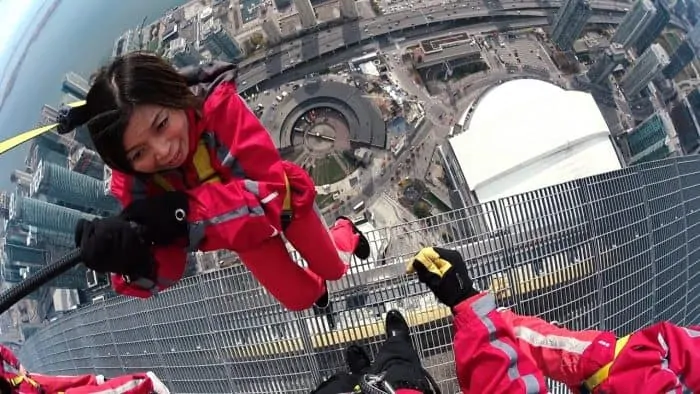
[471,293,542,394]
[188,205,266,250]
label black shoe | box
[337,216,370,259]
[385,310,410,342]
[313,292,337,330]
[345,345,371,374]
[314,285,330,308]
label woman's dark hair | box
[0,377,13,394]
[60,53,201,174]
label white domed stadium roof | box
[450,79,621,204]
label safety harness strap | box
[583,334,630,391]
[281,174,293,230]
[10,375,40,388]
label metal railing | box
[18,156,700,393]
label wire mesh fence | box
[17,156,700,393]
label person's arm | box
[0,345,20,371]
[497,308,606,388]
[109,172,277,298]
[453,293,548,394]
[204,81,289,209]
[407,248,547,394]
[658,322,700,391]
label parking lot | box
[488,33,557,73]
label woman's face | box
[122,104,190,174]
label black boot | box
[314,286,330,308]
[385,310,411,342]
[345,344,371,374]
[337,216,370,259]
[313,286,337,330]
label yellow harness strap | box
[153,140,221,191]
[583,335,631,391]
[10,375,40,388]
[282,174,292,212]
[153,138,292,214]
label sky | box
[0,0,38,60]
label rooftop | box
[450,79,621,208]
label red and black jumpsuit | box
[108,70,359,311]
[456,292,700,393]
[4,373,161,394]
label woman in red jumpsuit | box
[409,246,700,394]
[1,371,169,394]
[59,54,369,311]
[0,345,169,393]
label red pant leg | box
[284,208,352,280]
[237,235,325,311]
[30,373,98,391]
[499,310,615,390]
[64,373,154,394]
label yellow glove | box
[407,247,478,307]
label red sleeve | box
[203,81,289,222]
[396,390,423,394]
[452,293,547,394]
[497,307,607,388]
[0,345,20,369]
[108,172,189,298]
[657,322,700,391]
[178,81,292,253]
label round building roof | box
[450,79,621,203]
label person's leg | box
[284,209,351,281]
[237,236,325,311]
[311,372,359,394]
[371,311,422,370]
[62,372,169,394]
[367,311,435,393]
[498,309,615,388]
[29,374,98,392]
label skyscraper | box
[626,110,675,163]
[26,226,75,250]
[200,19,245,61]
[612,0,656,49]
[8,194,96,236]
[621,43,670,98]
[339,0,359,19]
[550,0,592,50]
[2,242,47,268]
[663,41,695,79]
[634,0,670,54]
[670,87,700,154]
[112,29,140,57]
[168,37,201,68]
[294,0,317,29]
[68,146,105,180]
[261,8,283,45]
[10,170,33,191]
[39,105,59,126]
[62,72,89,100]
[662,22,700,79]
[30,161,119,215]
[587,44,627,84]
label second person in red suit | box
[58,54,370,311]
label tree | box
[413,201,432,218]
[250,32,265,48]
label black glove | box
[120,191,190,246]
[407,247,479,308]
[75,217,155,279]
